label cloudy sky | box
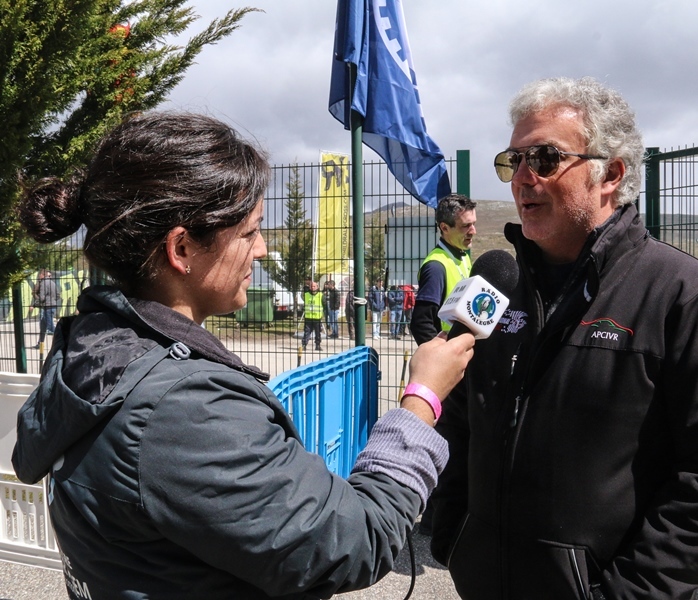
[164,0,698,203]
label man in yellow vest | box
[302,280,324,351]
[412,194,477,345]
[412,193,477,536]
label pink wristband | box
[403,383,442,422]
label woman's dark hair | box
[17,112,270,290]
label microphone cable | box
[402,528,417,600]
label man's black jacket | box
[431,205,698,600]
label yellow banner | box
[316,152,350,275]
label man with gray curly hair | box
[431,77,698,600]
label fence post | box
[456,149,471,198]
[11,283,27,373]
[645,147,660,239]
[350,62,366,346]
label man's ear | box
[164,226,192,276]
[602,158,625,192]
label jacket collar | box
[505,203,645,278]
[438,237,469,259]
[78,287,270,382]
[504,204,646,323]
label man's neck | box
[439,237,469,258]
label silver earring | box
[185,265,191,274]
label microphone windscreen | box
[445,250,519,341]
[469,250,519,298]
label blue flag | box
[329,0,451,208]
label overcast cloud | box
[164,1,698,203]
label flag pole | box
[349,62,366,347]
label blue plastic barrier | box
[268,346,380,479]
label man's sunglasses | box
[494,144,607,183]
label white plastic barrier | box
[0,371,61,570]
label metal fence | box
[198,157,462,410]
[1,157,461,411]
[3,146,698,411]
[644,146,698,258]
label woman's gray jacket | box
[12,286,447,599]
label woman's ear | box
[164,226,192,276]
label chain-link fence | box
[643,146,698,258]
[1,157,460,413]
[6,145,696,412]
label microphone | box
[439,250,519,340]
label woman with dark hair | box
[12,112,475,600]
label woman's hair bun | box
[17,174,85,243]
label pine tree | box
[365,216,386,289]
[266,164,313,320]
[0,0,258,294]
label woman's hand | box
[401,332,475,425]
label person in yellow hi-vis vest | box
[302,281,324,351]
[411,193,477,537]
[411,194,477,346]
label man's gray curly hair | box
[509,77,645,206]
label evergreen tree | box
[0,0,258,294]
[266,164,313,320]
[365,216,386,289]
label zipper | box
[509,348,519,376]
[498,388,525,598]
[569,549,587,599]
[509,345,522,427]
[493,247,543,600]
[498,434,509,600]
[498,389,527,599]
[498,234,592,599]
[510,395,522,428]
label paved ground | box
[0,560,66,600]
[337,527,460,600]
[0,526,458,600]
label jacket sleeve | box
[405,291,415,310]
[430,380,471,566]
[140,369,447,598]
[33,282,44,306]
[411,260,447,345]
[367,288,375,310]
[600,294,698,599]
[410,301,440,345]
[345,293,354,315]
